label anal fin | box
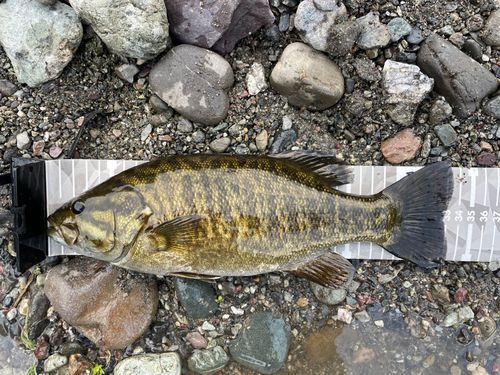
[289,250,355,289]
[170,272,221,282]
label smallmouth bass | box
[47,152,454,288]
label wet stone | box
[187,346,229,375]
[69,353,92,375]
[176,118,193,133]
[354,310,371,323]
[35,335,50,360]
[484,96,500,119]
[113,353,181,375]
[310,282,346,305]
[431,285,451,304]
[60,342,85,357]
[304,326,342,363]
[27,287,51,341]
[463,40,483,61]
[434,124,457,147]
[482,9,500,47]
[174,277,218,319]
[44,353,68,373]
[443,306,474,327]
[454,287,468,303]
[229,311,291,374]
[0,79,18,97]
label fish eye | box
[71,201,85,215]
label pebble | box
[337,308,353,324]
[352,346,375,363]
[209,137,231,153]
[443,306,474,327]
[429,99,453,125]
[44,353,68,373]
[270,129,297,154]
[192,131,205,144]
[246,62,267,96]
[356,12,391,50]
[173,277,218,319]
[33,140,45,156]
[141,124,153,141]
[113,353,181,375]
[310,282,346,305]
[256,129,268,152]
[35,336,50,360]
[382,60,434,126]
[454,287,468,303]
[386,17,412,42]
[467,14,484,31]
[451,364,462,375]
[18,298,29,315]
[282,115,293,130]
[463,39,483,60]
[6,307,17,320]
[201,321,215,331]
[115,64,139,84]
[381,128,422,164]
[176,118,193,133]
[68,353,92,375]
[482,9,500,47]
[434,124,458,147]
[230,311,290,374]
[49,146,63,158]
[484,95,500,119]
[449,33,465,47]
[186,332,208,349]
[406,26,424,44]
[187,346,229,375]
[354,310,371,323]
[16,131,31,150]
[270,43,344,111]
[477,152,497,166]
[0,79,18,96]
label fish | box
[47,152,454,288]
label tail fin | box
[379,162,454,267]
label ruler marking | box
[453,224,459,260]
[497,168,500,206]
[462,224,473,261]
[469,169,477,208]
[484,168,487,206]
[490,229,496,262]
[478,226,484,261]
[358,168,362,259]
[72,159,75,198]
[458,167,462,206]
[98,160,101,183]
[58,159,61,199]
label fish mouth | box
[47,217,79,247]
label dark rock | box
[352,57,381,82]
[173,277,218,319]
[27,287,51,341]
[41,81,57,95]
[150,45,234,126]
[49,326,65,346]
[278,13,290,32]
[35,335,50,360]
[230,311,291,374]
[417,33,498,118]
[477,152,497,166]
[429,99,453,125]
[0,79,18,97]
[462,39,483,60]
[60,342,85,357]
[44,257,158,350]
[270,43,344,111]
[326,21,362,57]
[270,129,297,154]
[187,346,229,374]
[484,96,500,119]
[345,78,355,94]
[482,9,500,47]
[265,25,281,43]
[407,26,425,44]
[165,0,274,55]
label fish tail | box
[379,162,454,267]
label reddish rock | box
[477,152,497,166]
[186,332,208,349]
[44,257,158,350]
[34,335,50,360]
[33,140,45,156]
[49,146,63,158]
[69,354,93,375]
[454,287,468,303]
[381,128,422,164]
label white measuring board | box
[45,160,500,262]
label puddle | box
[0,335,34,375]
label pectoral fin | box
[289,250,355,289]
[147,215,205,252]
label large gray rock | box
[229,311,291,374]
[295,0,347,52]
[482,9,500,47]
[165,0,274,55]
[417,33,498,118]
[44,257,158,350]
[149,45,234,126]
[69,0,169,60]
[382,60,434,126]
[0,0,82,87]
[270,43,344,111]
[113,353,181,375]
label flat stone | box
[484,96,500,119]
[69,0,169,60]
[270,43,344,111]
[382,60,434,126]
[16,131,32,150]
[381,128,422,164]
[246,63,267,96]
[417,33,498,118]
[387,17,412,42]
[434,124,458,146]
[165,0,274,55]
[230,311,290,374]
[49,146,63,158]
[44,257,158,350]
[0,79,18,97]
[310,282,347,305]
[44,353,68,373]
[354,310,371,323]
[141,124,153,141]
[429,99,453,125]
[0,0,82,87]
[33,140,45,156]
[115,64,140,84]
[482,9,500,47]
[477,152,497,166]
[187,346,229,375]
[295,0,347,51]
[209,137,231,153]
[256,130,268,152]
[270,129,297,154]
[443,306,474,327]
[113,353,181,375]
[356,12,391,50]
[150,45,233,126]
[325,21,362,57]
[406,26,425,44]
[177,118,193,133]
[173,277,218,319]
[27,287,51,341]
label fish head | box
[47,185,153,261]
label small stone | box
[386,17,412,42]
[60,342,84,357]
[381,128,422,164]
[310,282,346,305]
[230,311,290,374]
[443,306,474,327]
[270,129,297,154]
[450,364,462,375]
[454,287,468,303]
[188,346,229,375]
[489,261,500,272]
[374,320,384,327]
[352,346,375,363]
[149,95,171,112]
[434,124,457,147]
[141,124,152,141]
[466,14,484,32]
[209,137,231,153]
[16,131,31,150]
[440,25,455,36]
[44,353,68,373]
[174,277,218,319]
[429,99,452,125]
[449,33,465,47]
[35,336,50,360]
[256,130,268,152]
[6,308,17,320]
[49,146,63,158]
[422,354,435,368]
[297,297,309,307]
[192,131,205,144]
[201,321,215,331]
[33,140,45,156]
[231,306,244,315]
[18,298,29,315]
[186,332,208,349]
[177,118,193,133]
[463,39,483,60]
[406,26,424,44]
[0,79,18,96]
[68,354,92,375]
[480,141,493,152]
[282,116,293,130]
[431,285,450,304]
[483,10,500,47]
[356,12,391,50]
[354,310,371,323]
[115,64,139,84]
[337,308,352,324]
[477,153,497,166]
[246,62,267,96]
[484,96,500,119]
[113,353,181,375]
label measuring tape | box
[45,160,500,262]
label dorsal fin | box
[271,150,353,187]
[289,250,355,288]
